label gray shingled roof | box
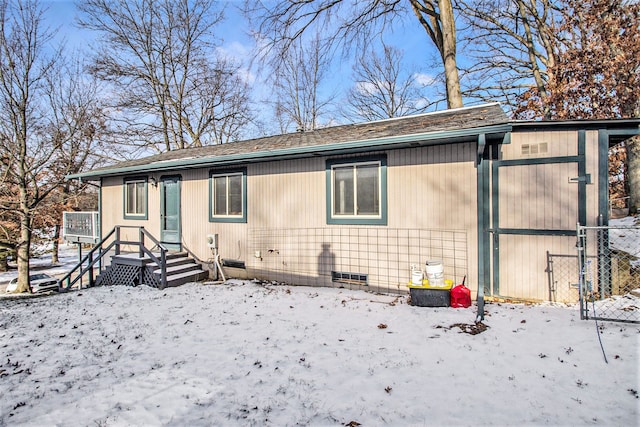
[72,103,509,180]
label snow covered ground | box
[0,243,80,290]
[609,216,640,268]
[1,280,638,426]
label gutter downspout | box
[476,133,487,322]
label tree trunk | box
[627,135,640,215]
[410,0,463,109]
[15,210,32,293]
[15,114,32,293]
[438,0,463,109]
[0,252,7,272]
[51,223,60,264]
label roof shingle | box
[75,103,508,179]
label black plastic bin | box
[409,286,450,307]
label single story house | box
[68,103,639,302]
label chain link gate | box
[577,222,640,323]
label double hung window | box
[124,178,147,219]
[209,169,247,223]
[327,156,387,225]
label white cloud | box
[354,81,377,95]
[414,72,436,86]
[216,41,253,64]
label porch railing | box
[58,226,168,291]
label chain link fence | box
[577,222,640,324]
[546,252,591,303]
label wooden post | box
[88,250,94,287]
[115,227,121,255]
[139,227,144,258]
[77,243,83,289]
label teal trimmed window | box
[123,177,148,220]
[326,156,387,225]
[209,168,247,223]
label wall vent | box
[222,259,246,269]
[331,271,368,286]
[522,142,548,156]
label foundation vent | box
[331,271,368,286]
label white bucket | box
[411,265,423,285]
[425,260,445,287]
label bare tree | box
[78,0,252,152]
[460,0,639,213]
[248,0,463,110]
[408,0,461,109]
[455,0,558,114]
[42,57,109,263]
[268,35,335,132]
[0,0,106,292]
[185,56,253,144]
[345,44,431,121]
[0,0,57,293]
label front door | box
[161,176,181,251]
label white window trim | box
[330,160,382,220]
[124,179,147,218]
[211,172,244,218]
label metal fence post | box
[576,223,587,320]
[597,214,611,299]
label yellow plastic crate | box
[407,279,453,290]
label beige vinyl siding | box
[171,169,247,268]
[239,143,477,293]
[250,158,325,229]
[498,234,578,301]
[100,142,478,294]
[98,128,602,302]
[502,129,578,159]
[101,176,157,250]
[387,142,477,289]
[498,162,579,230]
[494,129,600,302]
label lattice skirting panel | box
[96,264,161,288]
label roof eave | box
[511,118,640,131]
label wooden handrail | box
[59,227,117,290]
[58,226,168,291]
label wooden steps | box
[153,254,208,287]
[97,251,208,288]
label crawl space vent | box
[222,259,246,269]
[331,271,368,286]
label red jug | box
[450,284,471,308]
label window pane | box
[135,182,145,214]
[356,164,379,215]
[125,181,146,216]
[126,183,136,214]
[333,167,354,215]
[214,177,227,215]
[228,174,243,215]
[163,184,178,217]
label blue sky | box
[41,1,445,132]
